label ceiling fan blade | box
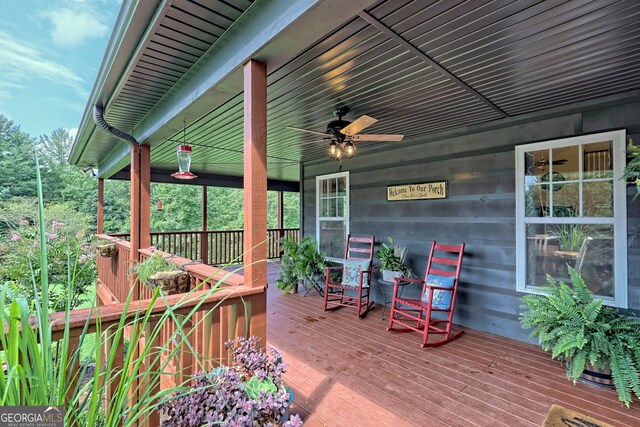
[340,115,377,136]
[552,159,567,165]
[351,134,404,142]
[285,126,328,136]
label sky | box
[0,0,122,139]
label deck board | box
[227,263,640,426]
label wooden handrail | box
[96,233,131,248]
[49,285,264,340]
[101,229,299,264]
[137,247,244,287]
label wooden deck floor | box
[240,263,640,426]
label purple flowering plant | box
[0,200,96,311]
[159,336,303,427]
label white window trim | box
[316,171,350,261]
[515,130,628,308]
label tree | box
[0,115,38,200]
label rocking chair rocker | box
[323,235,375,318]
[387,241,465,347]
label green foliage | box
[520,267,640,407]
[0,115,39,200]
[130,252,179,284]
[556,225,590,252]
[0,198,95,311]
[244,376,278,399]
[276,236,325,293]
[624,139,640,198]
[0,165,233,425]
[375,237,411,276]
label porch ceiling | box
[74,0,640,183]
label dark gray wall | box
[302,96,640,343]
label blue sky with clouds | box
[0,0,121,139]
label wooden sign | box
[386,181,448,201]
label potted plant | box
[96,242,117,257]
[375,237,410,281]
[520,267,640,407]
[276,236,325,294]
[159,336,303,426]
[130,252,189,295]
[623,138,640,196]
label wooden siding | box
[250,263,640,426]
[303,100,640,343]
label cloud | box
[68,127,79,141]
[0,31,85,95]
[44,7,109,47]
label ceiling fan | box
[534,158,567,168]
[285,106,404,160]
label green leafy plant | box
[0,199,96,311]
[520,267,640,407]
[624,139,640,198]
[375,237,411,276]
[0,156,234,425]
[556,224,590,252]
[130,252,179,284]
[276,236,325,293]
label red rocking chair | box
[323,235,375,318]
[387,241,465,347]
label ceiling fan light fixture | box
[329,140,339,158]
[333,144,343,160]
[343,141,356,159]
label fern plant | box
[520,267,640,407]
[275,236,325,293]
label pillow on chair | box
[421,274,455,309]
[341,259,371,287]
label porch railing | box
[110,228,299,265]
[93,233,265,425]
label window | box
[515,130,627,307]
[316,172,349,259]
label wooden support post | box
[201,186,208,263]
[130,145,142,300]
[128,144,150,413]
[277,190,284,256]
[129,144,151,299]
[97,178,104,234]
[243,59,267,343]
[140,145,151,250]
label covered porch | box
[68,0,640,424]
[257,264,639,427]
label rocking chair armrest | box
[325,266,344,271]
[423,284,455,291]
[393,277,424,286]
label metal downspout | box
[92,105,138,146]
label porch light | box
[157,199,163,211]
[171,144,197,179]
[328,140,339,158]
[343,141,356,159]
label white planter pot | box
[382,270,403,282]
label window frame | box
[316,171,350,261]
[515,130,628,308]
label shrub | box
[159,336,303,426]
[0,198,95,310]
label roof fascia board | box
[109,168,300,192]
[97,141,132,178]
[70,0,169,165]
